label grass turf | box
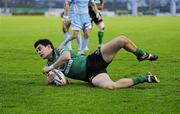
[0,16,180,114]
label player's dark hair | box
[34,39,54,49]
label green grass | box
[0,16,180,114]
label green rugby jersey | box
[47,47,88,81]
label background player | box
[62,0,100,55]
[61,5,81,50]
[89,0,105,47]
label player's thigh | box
[101,37,123,63]
[83,29,91,37]
[72,30,79,38]
[63,21,71,31]
[91,73,115,89]
[97,21,105,30]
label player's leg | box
[78,14,92,55]
[91,73,135,89]
[100,35,136,62]
[91,73,118,89]
[63,30,79,47]
[76,31,82,51]
[115,72,160,88]
[63,14,81,47]
[63,14,84,51]
[78,29,91,55]
[89,7,104,47]
[91,72,159,89]
[101,35,158,63]
[63,21,72,50]
[97,21,105,47]
[77,32,89,51]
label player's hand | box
[47,71,55,84]
[63,18,69,24]
[63,15,69,22]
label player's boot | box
[137,52,158,61]
[145,72,160,83]
[84,46,90,51]
[78,50,85,55]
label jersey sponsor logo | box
[64,59,73,75]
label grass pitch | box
[0,16,180,114]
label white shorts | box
[71,13,92,31]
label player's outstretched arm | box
[42,51,71,73]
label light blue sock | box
[81,36,89,51]
[76,32,82,50]
[64,32,72,50]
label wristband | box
[63,16,69,19]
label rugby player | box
[62,0,100,55]
[89,0,105,47]
[61,6,81,50]
[34,35,159,89]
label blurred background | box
[0,0,180,16]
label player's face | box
[36,44,52,59]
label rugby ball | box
[51,69,67,86]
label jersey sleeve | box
[58,46,71,55]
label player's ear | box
[47,44,52,49]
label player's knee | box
[118,35,129,44]
[84,31,90,38]
[98,22,105,31]
[99,27,105,32]
[84,34,89,38]
[72,32,78,38]
[102,27,105,31]
[72,34,77,39]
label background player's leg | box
[97,21,105,47]
[76,31,82,51]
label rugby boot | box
[145,72,160,83]
[137,52,158,61]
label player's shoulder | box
[62,46,71,51]
[56,46,70,53]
